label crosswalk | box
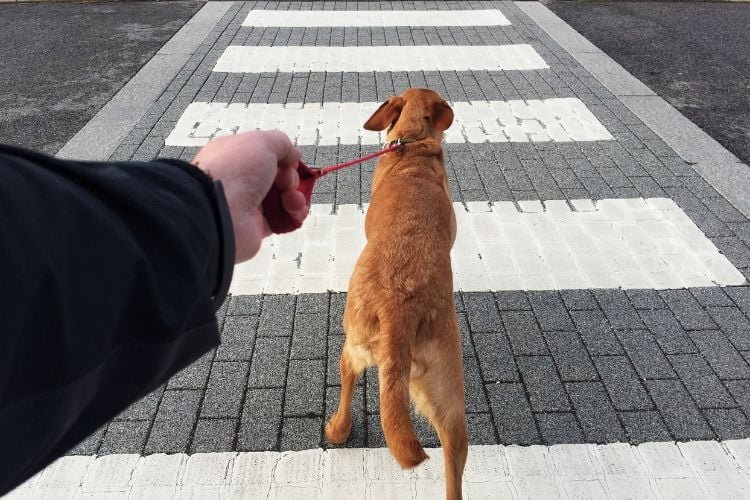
[170,4,743,296]
[8,2,750,499]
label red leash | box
[262,141,410,234]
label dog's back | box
[326,89,468,500]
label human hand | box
[192,130,308,263]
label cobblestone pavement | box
[58,0,750,461]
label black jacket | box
[0,145,234,495]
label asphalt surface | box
[547,0,750,166]
[0,1,202,155]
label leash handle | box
[262,141,407,234]
[262,161,321,234]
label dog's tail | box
[378,314,429,469]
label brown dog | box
[325,89,468,500]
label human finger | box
[274,163,299,191]
[257,130,301,168]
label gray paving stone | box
[638,309,697,354]
[725,380,750,416]
[690,287,734,308]
[486,383,541,445]
[329,293,346,335]
[467,413,497,445]
[117,387,164,420]
[365,369,380,416]
[566,382,626,442]
[704,408,750,440]
[258,295,295,336]
[98,421,149,455]
[366,414,386,448]
[324,384,366,448]
[706,307,750,350]
[594,356,652,411]
[646,380,715,441]
[248,337,290,388]
[227,295,261,316]
[544,331,598,381]
[285,359,325,417]
[291,313,328,359]
[619,411,671,444]
[570,310,623,355]
[502,310,548,355]
[726,287,750,318]
[535,412,585,445]
[201,361,250,418]
[237,388,283,452]
[493,291,531,311]
[168,352,213,389]
[145,419,193,454]
[458,313,474,357]
[688,330,750,379]
[280,417,322,451]
[559,289,598,310]
[668,354,736,409]
[463,292,502,332]
[615,330,676,380]
[155,389,202,422]
[216,315,256,361]
[594,289,644,330]
[528,291,574,331]
[463,356,490,413]
[453,293,465,313]
[517,356,570,412]
[473,330,519,383]
[296,293,329,314]
[659,289,718,330]
[191,419,237,453]
[413,414,440,448]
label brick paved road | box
[65,1,750,458]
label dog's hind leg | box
[325,344,365,444]
[412,343,468,500]
[433,397,468,500]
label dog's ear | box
[363,96,405,131]
[429,100,454,131]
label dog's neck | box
[383,136,444,158]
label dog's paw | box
[325,416,352,444]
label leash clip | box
[384,138,416,151]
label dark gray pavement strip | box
[0,1,203,156]
[57,2,234,161]
[540,1,750,217]
[68,287,750,456]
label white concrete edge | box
[515,1,750,220]
[6,440,750,499]
[55,1,234,161]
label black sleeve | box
[0,144,234,495]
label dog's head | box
[363,88,453,143]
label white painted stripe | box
[8,441,750,499]
[243,9,511,27]
[213,45,548,73]
[228,198,745,295]
[165,98,613,147]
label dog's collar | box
[383,138,417,150]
